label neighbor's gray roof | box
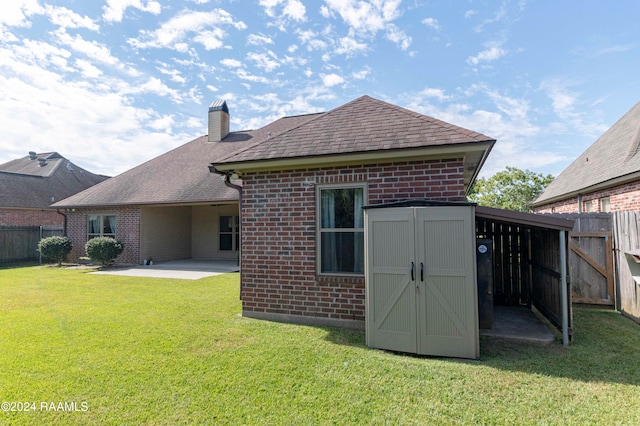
[52,114,318,208]
[533,101,640,206]
[0,152,109,209]
[216,95,495,165]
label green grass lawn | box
[1,266,639,425]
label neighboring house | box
[532,101,640,213]
[0,152,108,227]
[210,95,496,333]
[53,101,317,264]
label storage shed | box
[364,200,575,359]
[365,201,479,358]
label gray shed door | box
[365,206,479,359]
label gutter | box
[209,165,243,300]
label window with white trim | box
[600,197,611,213]
[317,184,366,274]
[88,214,116,239]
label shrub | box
[85,237,124,266]
[37,236,73,266]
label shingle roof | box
[533,101,640,206]
[0,152,108,209]
[52,114,316,208]
[216,95,495,165]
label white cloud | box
[128,9,246,51]
[322,0,402,34]
[259,0,306,22]
[0,0,44,27]
[540,78,608,137]
[221,58,243,68]
[247,33,274,46]
[465,10,478,18]
[247,51,280,72]
[422,17,440,31]
[193,28,225,50]
[157,66,186,83]
[352,67,370,79]
[386,24,411,50]
[467,41,507,66]
[102,0,161,23]
[335,36,368,56]
[148,114,175,131]
[321,73,344,87]
[75,59,103,78]
[420,88,450,102]
[45,6,99,31]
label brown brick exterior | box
[65,207,141,265]
[534,181,640,213]
[239,158,465,329]
[0,208,64,227]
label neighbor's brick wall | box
[0,208,64,227]
[240,158,465,327]
[534,181,640,213]
[66,206,141,264]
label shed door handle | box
[411,262,415,281]
[420,262,424,282]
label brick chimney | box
[208,100,229,143]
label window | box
[583,200,593,213]
[600,197,611,213]
[317,184,366,274]
[220,215,239,251]
[88,214,116,239]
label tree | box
[37,236,72,266]
[467,166,555,212]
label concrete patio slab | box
[480,306,557,345]
[91,259,239,280]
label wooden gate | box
[569,231,614,306]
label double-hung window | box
[220,215,240,251]
[88,214,116,239]
[317,184,366,275]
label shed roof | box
[0,152,108,209]
[533,100,640,206]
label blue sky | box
[1,0,639,178]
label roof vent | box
[29,151,37,160]
[38,158,47,167]
[208,100,230,143]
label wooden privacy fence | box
[612,212,640,323]
[476,217,570,333]
[549,213,615,306]
[0,226,64,264]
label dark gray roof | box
[0,152,109,209]
[533,101,640,206]
[53,114,317,208]
[216,95,495,164]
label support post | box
[560,230,569,346]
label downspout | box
[56,209,68,235]
[209,166,243,300]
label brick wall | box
[534,181,640,213]
[66,206,141,264]
[240,158,465,328]
[0,208,64,227]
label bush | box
[37,236,73,266]
[85,237,124,266]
